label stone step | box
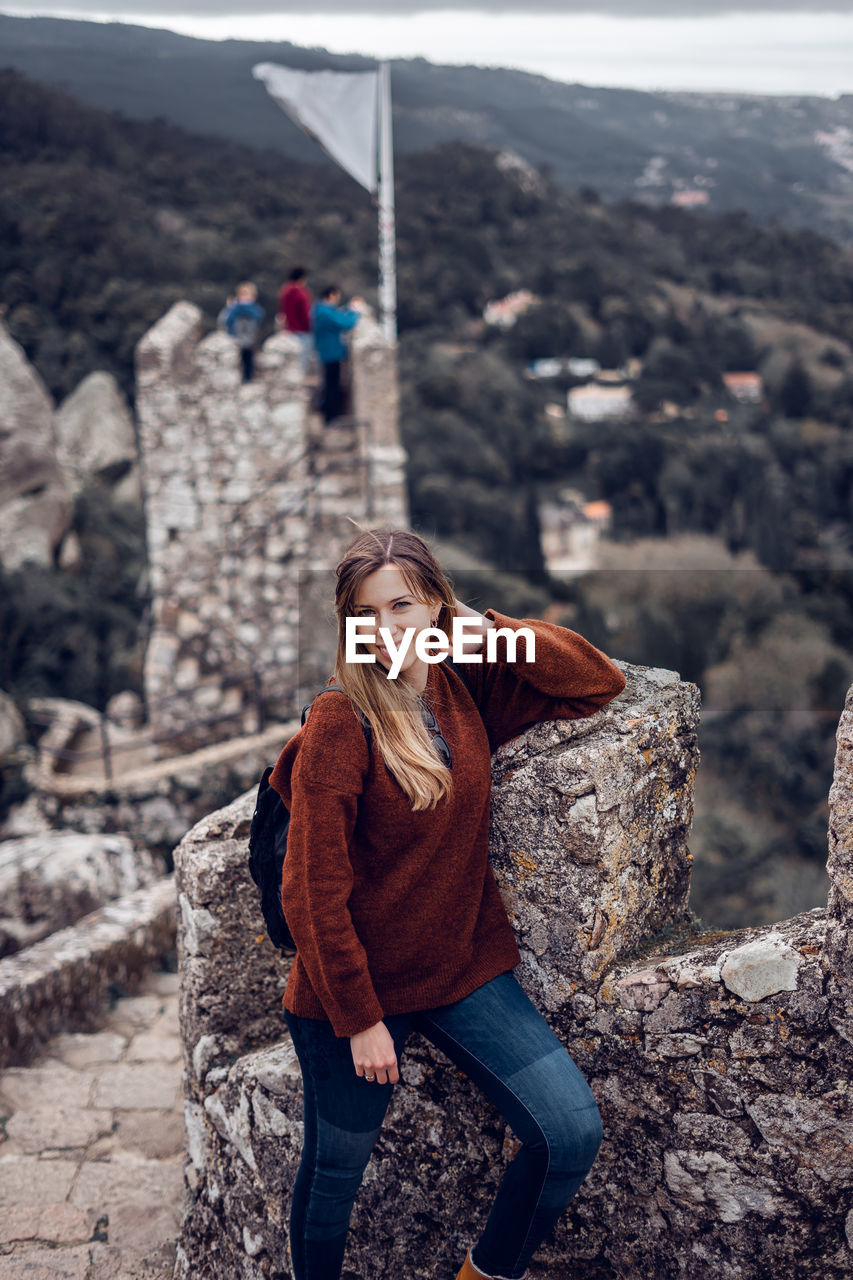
[0,876,177,1069]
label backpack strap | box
[300,683,342,726]
[301,683,373,747]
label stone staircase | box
[0,967,183,1279]
[0,839,181,1274]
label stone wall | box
[172,670,853,1280]
[27,719,300,859]
[136,305,407,749]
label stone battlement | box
[135,304,407,749]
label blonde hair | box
[333,528,457,810]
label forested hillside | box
[3,13,853,242]
[4,69,852,571]
[2,69,852,927]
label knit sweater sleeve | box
[455,609,626,752]
[269,693,383,1037]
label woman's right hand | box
[350,1020,399,1085]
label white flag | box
[253,62,379,194]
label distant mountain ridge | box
[2,12,853,242]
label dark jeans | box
[240,346,255,382]
[320,359,343,422]
[284,972,602,1280]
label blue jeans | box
[284,972,602,1280]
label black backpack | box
[247,661,470,954]
[247,684,357,954]
[246,763,298,954]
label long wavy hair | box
[333,527,457,810]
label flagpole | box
[377,60,397,345]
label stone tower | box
[135,303,407,747]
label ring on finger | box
[365,1074,376,1082]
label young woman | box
[269,527,626,1280]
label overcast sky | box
[6,4,853,96]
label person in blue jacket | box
[219,282,265,383]
[312,285,365,423]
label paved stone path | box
[0,969,183,1279]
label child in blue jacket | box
[220,282,265,383]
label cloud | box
[6,1,853,16]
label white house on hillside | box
[567,384,634,421]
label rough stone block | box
[71,1154,185,1210]
[719,932,803,1001]
[0,1061,96,1111]
[0,1200,97,1246]
[136,302,202,386]
[110,1109,185,1160]
[173,668,701,1278]
[49,1031,128,1069]
[489,661,697,996]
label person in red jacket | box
[270,526,626,1280]
[277,265,313,376]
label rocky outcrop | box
[0,690,29,830]
[0,321,71,571]
[54,370,141,504]
[0,324,143,575]
[0,832,161,956]
[172,670,853,1280]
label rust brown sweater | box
[269,609,625,1037]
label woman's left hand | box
[350,1020,399,1085]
